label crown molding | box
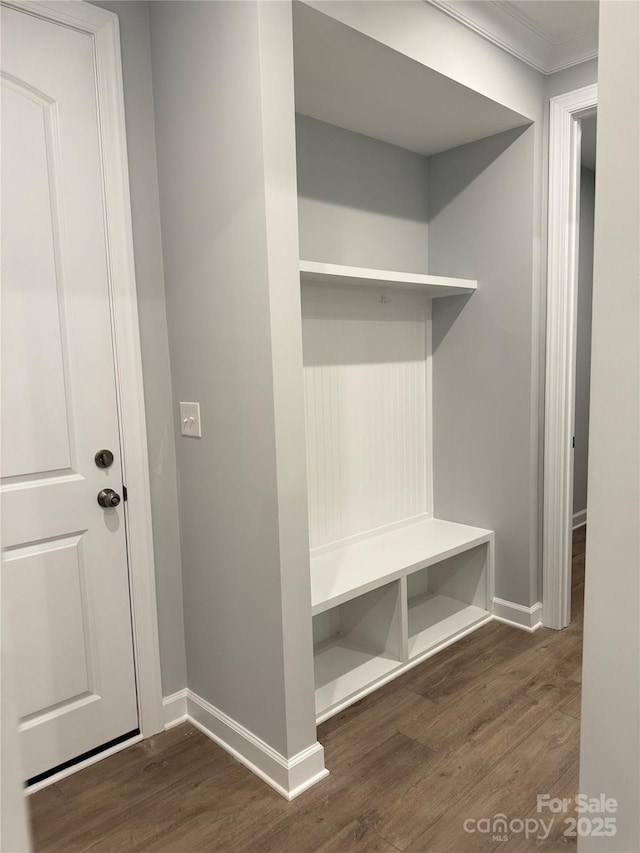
[427,0,598,75]
[493,0,596,45]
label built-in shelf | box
[293,2,530,157]
[314,638,400,719]
[408,593,490,658]
[300,260,477,297]
[311,518,494,721]
[310,517,493,615]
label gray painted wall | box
[573,166,595,519]
[428,127,537,606]
[545,58,598,101]
[92,0,186,697]
[579,2,640,849]
[296,115,429,272]
[149,0,317,758]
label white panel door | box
[1,5,138,781]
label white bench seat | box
[311,517,493,615]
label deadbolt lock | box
[95,449,114,469]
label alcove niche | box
[292,1,533,721]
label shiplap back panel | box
[302,283,431,549]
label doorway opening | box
[543,84,598,630]
[572,114,597,538]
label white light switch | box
[179,402,202,438]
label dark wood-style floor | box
[30,528,586,852]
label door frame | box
[4,1,164,736]
[543,83,597,629]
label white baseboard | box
[162,688,188,729]
[30,689,325,800]
[492,597,543,632]
[572,509,587,529]
[186,690,328,801]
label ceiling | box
[429,0,599,74]
[506,1,599,43]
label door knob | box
[97,488,121,508]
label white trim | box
[3,1,164,736]
[25,734,143,795]
[162,690,188,730]
[309,512,433,558]
[426,0,598,75]
[25,691,329,800]
[186,691,329,801]
[425,299,434,518]
[492,597,543,633]
[572,510,587,530]
[543,85,597,631]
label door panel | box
[1,82,72,478]
[3,537,90,719]
[1,5,139,780]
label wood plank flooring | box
[29,527,586,852]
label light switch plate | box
[179,402,202,438]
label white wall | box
[92,0,186,697]
[579,1,640,850]
[302,284,430,548]
[573,166,595,520]
[149,0,318,761]
[296,115,432,550]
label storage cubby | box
[312,527,494,720]
[407,544,491,658]
[313,582,404,720]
